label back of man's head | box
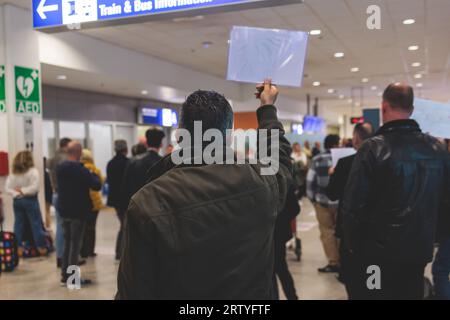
[146,129,165,149]
[114,139,128,155]
[59,137,72,150]
[354,122,373,141]
[180,90,234,139]
[383,83,414,114]
[67,141,82,160]
[324,135,340,150]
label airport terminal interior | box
[0,0,449,302]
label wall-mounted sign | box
[15,66,41,116]
[303,116,325,134]
[0,66,5,113]
[138,106,178,127]
[350,116,364,125]
[33,0,302,32]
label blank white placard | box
[227,26,309,87]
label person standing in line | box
[326,123,373,298]
[43,158,53,230]
[5,151,48,257]
[48,137,71,268]
[342,83,450,300]
[307,135,340,273]
[311,141,321,158]
[274,185,300,300]
[106,140,129,261]
[80,149,104,259]
[432,139,450,300]
[303,141,312,160]
[291,142,308,199]
[121,129,165,211]
[57,141,101,286]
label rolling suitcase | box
[0,225,19,272]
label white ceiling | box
[3,0,450,112]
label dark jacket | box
[121,150,162,211]
[116,105,292,300]
[44,168,53,205]
[275,185,301,245]
[326,154,355,238]
[56,161,102,220]
[106,153,129,210]
[342,119,450,264]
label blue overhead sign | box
[32,0,302,32]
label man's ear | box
[381,101,388,114]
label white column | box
[0,5,45,229]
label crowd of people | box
[0,80,449,300]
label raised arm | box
[256,79,293,211]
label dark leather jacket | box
[116,105,292,300]
[342,119,450,264]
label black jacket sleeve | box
[116,200,158,300]
[438,152,450,242]
[341,141,376,253]
[327,158,347,201]
[256,104,293,211]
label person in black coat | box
[342,84,450,300]
[274,185,300,300]
[106,140,130,261]
[121,129,165,212]
[326,122,373,299]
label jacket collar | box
[376,119,421,136]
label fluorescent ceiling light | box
[411,62,421,67]
[141,90,148,95]
[351,67,359,72]
[362,78,369,83]
[327,89,335,93]
[334,52,344,58]
[416,83,423,87]
[57,75,67,80]
[403,19,415,25]
[339,94,345,99]
[313,81,321,86]
[414,74,423,79]
[371,86,378,90]
[408,45,419,51]
[309,29,321,36]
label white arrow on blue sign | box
[37,0,59,19]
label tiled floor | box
[0,200,348,300]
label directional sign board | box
[33,0,303,32]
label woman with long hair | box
[5,151,47,256]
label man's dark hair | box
[146,129,165,148]
[131,143,147,156]
[354,122,373,142]
[180,90,234,138]
[324,134,340,150]
[59,138,72,149]
[383,83,414,113]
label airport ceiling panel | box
[1,0,448,105]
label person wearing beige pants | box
[314,203,340,267]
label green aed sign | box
[15,66,41,115]
[0,65,5,113]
